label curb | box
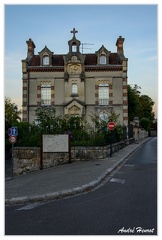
[5,138,150,206]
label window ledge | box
[71,94,79,97]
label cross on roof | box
[70,28,78,38]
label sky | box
[3,2,159,118]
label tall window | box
[41,85,51,105]
[99,84,109,105]
[100,55,106,64]
[72,83,78,95]
[43,55,49,65]
[72,44,77,52]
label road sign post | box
[108,122,116,157]
[8,127,18,178]
[110,131,113,158]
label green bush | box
[5,110,125,147]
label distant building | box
[22,28,128,126]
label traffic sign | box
[8,127,18,136]
[8,128,11,136]
[9,135,17,144]
[108,122,116,131]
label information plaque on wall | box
[43,134,69,153]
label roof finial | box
[70,28,78,38]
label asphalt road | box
[5,137,157,235]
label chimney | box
[116,36,125,55]
[26,38,36,60]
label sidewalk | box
[5,138,150,205]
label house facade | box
[22,28,128,126]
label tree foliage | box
[127,85,142,121]
[128,85,155,124]
[90,111,124,144]
[7,108,125,147]
[35,107,87,136]
[5,97,21,129]
[139,95,154,121]
[140,117,151,131]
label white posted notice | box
[43,134,69,153]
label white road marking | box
[110,178,125,184]
[124,164,135,167]
[116,171,124,174]
[16,202,45,211]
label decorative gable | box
[38,46,53,66]
[96,45,111,65]
[64,99,85,116]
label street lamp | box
[14,105,18,113]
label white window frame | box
[43,55,49,65]
[100,55,106,64]
[99,83,109,105]
[72,83,78,94]
[41,85,51,106]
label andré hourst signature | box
[118,226,155,234]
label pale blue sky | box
[4,4,158,116]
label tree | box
[139,95,154,121]
[128,85,155,123]
[127,85,142,121]
[5,97,21,130]
[35,108,87,137]
[12,121,41,147]
[5,97,21,157]
[140,117,151,131]
[35,107,58,134]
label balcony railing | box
[99,99,109,105]
[41,99,51,106]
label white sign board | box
[43,135,69,153]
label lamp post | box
[11,105,18,178]
[14,105,18,114]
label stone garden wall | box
[13,138,135,175]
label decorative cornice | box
[27,67,64,72]
[85,66,122,72]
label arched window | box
[43,55,49,65]
[100,55,106,64]
[72,83,78,95]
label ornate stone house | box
[22,28,128,126]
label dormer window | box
[96,45,110,65]
[43,55,49,65]
[100,55,106,64]
[39,46,53,66]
